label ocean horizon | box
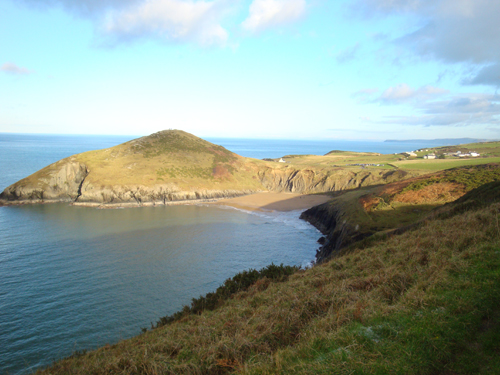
[0,132,460,191]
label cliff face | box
[0,160,89,203]
[300,203,372,263]
[258,167,409,193]
[76,183,254,205]
[0,162,409,206]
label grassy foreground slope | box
[36,182,500,374]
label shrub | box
[154,263,299,328]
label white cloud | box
[103,0,230,46]
[357,84,500,128]
[18,0,233,46]
[1,62,33,75]
[354,0,500,87]
[242,0,306,33]
[378,93,500,127]
[378,84,448,104]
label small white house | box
[470,152,480,157]
[403,152,417,157]
[424,154,436,159]
[278,158,286,163]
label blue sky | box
[1,0,499,140]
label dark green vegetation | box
[155,264,298,328]
[34,163,500,374]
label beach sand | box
[211,192,331,212]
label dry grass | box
[72,130,267,191]
[35,198,500,374]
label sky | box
[1,0,499,140]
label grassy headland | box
[2,132,500,206]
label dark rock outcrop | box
[300,203,372,263]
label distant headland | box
[384,137,495,144]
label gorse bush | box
[155,263,298,328]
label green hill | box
[0,130,268,205]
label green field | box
[393,157,500,171]
[283,141,500,174]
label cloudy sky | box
[1,0,499,140]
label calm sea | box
[0,133,443,374]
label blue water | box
[207,137,439,160]
[0,133,459,374]
[0,133,322,375]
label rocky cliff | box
[1,160,89,203]
[258,167,409,193]
[300,202,373,263]
[0,130,265,205]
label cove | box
[0,202,320,374]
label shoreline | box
[1,192,332,212]
[209,192,332,212]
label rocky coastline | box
[300,202,372,263]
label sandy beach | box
[211,192,331,212]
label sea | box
[0,133,445,374]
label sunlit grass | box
[393,157,500,171]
